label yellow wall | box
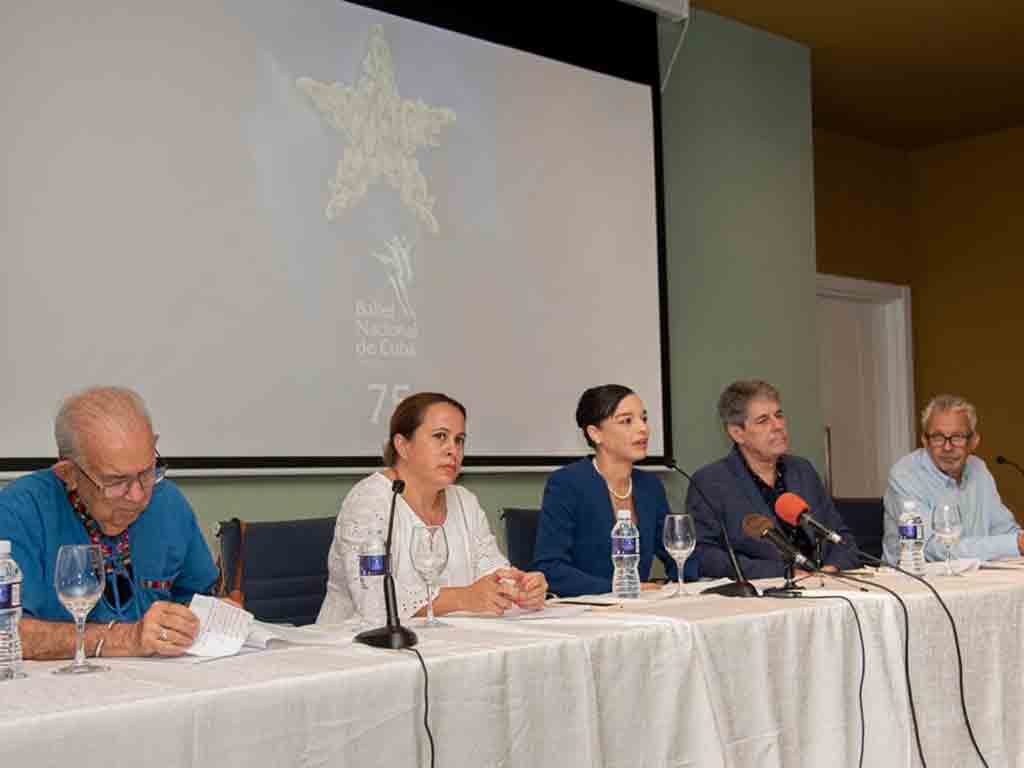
[815,124,1024,514]
[814,129,914,285]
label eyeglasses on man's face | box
[925,432,973,448]
[72,452,168,499]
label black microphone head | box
[392,478,406,493]
[996,455,1008,464]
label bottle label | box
[898,523,921,540]
[612,537,638,556]
[0,582,20,610]
[359,554,386,577]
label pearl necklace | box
[593,458,632,500]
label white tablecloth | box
[3,569,1024,767]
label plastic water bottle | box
[611,509,641,599]
[358,529,387,624]
[0,541,24,680]
[897,500,926,577]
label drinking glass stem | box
[425,581,435,624]
[677,559,685,596]
[946,546,954,576]
[74,616,87,668]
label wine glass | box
[662,514,696,596]
[53,544,107,674]
[411,525,449,627]
[933,502,963,577]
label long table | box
[3,567,1024,767]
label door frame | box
[816,274,916,494]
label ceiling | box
[692,1,1024,149]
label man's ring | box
[159,627,168,642]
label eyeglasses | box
[925,432,973,448]
[71,452,168,499]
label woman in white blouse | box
[318,392,547,624]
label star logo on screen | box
[297,25,456,234]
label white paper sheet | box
[448,605,590,621]
[923,558,980,576]
[980,556,1024,569]
[187,595,254,657]
[246,621,358,647]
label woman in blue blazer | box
[533,385,698,597]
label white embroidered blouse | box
[317,472,509,624]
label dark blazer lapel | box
[631,469,657,540]
[584,459,617,531]
[785,459,808,505]
[725,449,773,519]
[724,449,785,562]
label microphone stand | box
[814,537,827,587]
[355,478,419,650]
[667,461,759,597]
[762,561,804,596]
[996,455,1024,479]
[756,524,809,596]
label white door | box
[816,275,916,498]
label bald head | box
[54,386,154,463]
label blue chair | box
[500,508,540,571]
[832,497,884,562]
[217,516,336,625]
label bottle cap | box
[616,509,632,521]
[0,541,9,555]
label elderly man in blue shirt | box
[0,386,218,660]
[884,394,1023,564]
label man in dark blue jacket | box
[689,380,860,580]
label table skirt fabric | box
[3,570,1024,767]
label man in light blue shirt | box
[883,394,1023,564]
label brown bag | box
[214,518,247,606]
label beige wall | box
[815,124,1024,515]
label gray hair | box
[718,380,781,429]
[54,386,154,462]
[921,394,977,433]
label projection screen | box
[0,0,670,471]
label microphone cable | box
[405,647,436,768]
[668,461,756,594]
[792,592,866,768]
[857,556,990,768]
[754,524,919,765]
[823,572,928,768]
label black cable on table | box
[792,593,866,768]
[814,572,929,768]
[914,579,989,768]
[406,647,436,768]
[857,556,990,768]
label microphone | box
[996,455,1024,479]
[774,492,843,545]
[742,513,813,568]
[355,478,419,650]
[667,460,759,598]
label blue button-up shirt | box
[0,469,218,622]
[883,448,1020,564]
